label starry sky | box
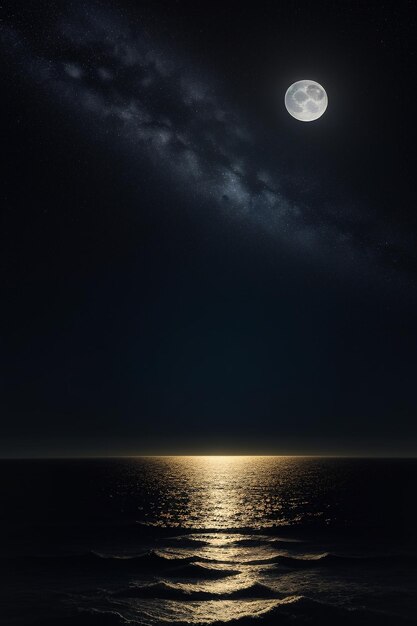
[1,0,417,456]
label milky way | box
[1,5,413,285]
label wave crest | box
[114,581,283,600]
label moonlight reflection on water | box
[2,457,417,625]
[136,456,319,529]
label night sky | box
[1,1,417,456]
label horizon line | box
[1,454,416,460]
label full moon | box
[285,80,328,122]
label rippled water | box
[110,456,338,528]
[1,457,417,625]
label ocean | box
[1,457,417,625]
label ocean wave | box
[134,522,417,547]
[265,553,417,570]
[126,595,413,626]
[228,538,302,549]
[5,549,416,577]
[3,549,197,572]
[5,548,416,575]
[30,596,414,626]
[163,536,210,548]
[165,596,414,626]
[234,596,415,626]
[114,581,283,600]
[167,562,240,579]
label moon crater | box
[285,80,328,121]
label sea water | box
[1,457,416,625]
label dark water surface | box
[1,457,417,625]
